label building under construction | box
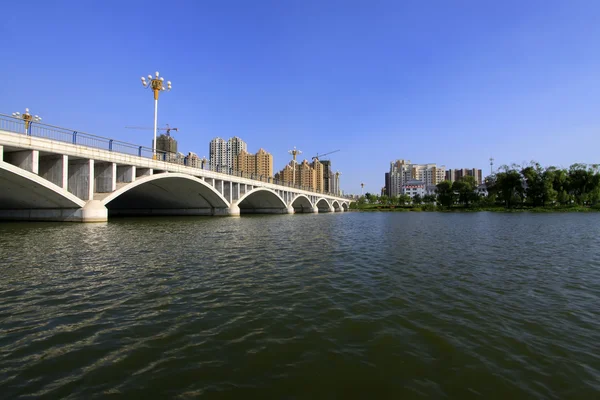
[156,133,178,154]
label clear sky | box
[2,0,600,194]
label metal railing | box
[0,113,343,197]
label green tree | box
[423,194,436,204]
[452,176,478,207]
[389,195,398,205]
[491,166,524,208]
[413,194,422,205]
[357,196,366,208]
[398,194,411,206]
[380,194,389,205]
[436,180,455,208]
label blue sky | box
[2,1,600,194]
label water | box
[1,212,599,399]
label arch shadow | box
[102,173,229,216]
[236,188,288,214]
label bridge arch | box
[342,202,349,211]
[331,200,341,212]
[0,160,85,209]
[315,198,333,213]
[290,194,315,213]
[236,187,288,214]
[102,173,229,216]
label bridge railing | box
[0,113,344,198]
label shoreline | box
[350,206,600,213]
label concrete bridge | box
[0,117,350,222]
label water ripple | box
[1,213,600,398]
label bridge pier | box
[80,200,108,222]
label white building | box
[402,180,426,198]
[209,136,248,173]
[476,184,488,197]
[209,137,227,172]
[389,159,446,197]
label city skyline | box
[2,2,600,194]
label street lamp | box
[335,171,342,195]
[12,108,42,135]
[361,182,365,195]
[288,146,302,187]
[140,71,172,158]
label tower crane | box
[125,124,179,136]
[312,149,340,162]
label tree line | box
[352,162,600,210]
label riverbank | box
[351,205,600,213]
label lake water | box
[1,212,599,398]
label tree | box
[413,194,422,205]
[357,196,366,207]
[436,180,455,208]
[380,194,389,205]
[389,195,398,205]
[423,194,436,204]
[452,176,478,207]
[398,194,411,206]
[493,166,524,208]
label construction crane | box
[125,124,179,136]
[312,149,340,162]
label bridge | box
[0,114,351,222]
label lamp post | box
[288,146,302,187]
[12,108,42,135]
[335,171,342,195]
[361,182,364,196]
[141,71,171,158]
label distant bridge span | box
[0,120,351,222]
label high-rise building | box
[311,159,325,193]
[297,159,316,189]
[227,137,247,170]
[209,136,248,173]
[209,137,227,172]
[234,148,273,179]
[274,158,322,192]
[332,171,341,196]
[321,160,333,193]
[155,133,177,154]
[384,172,390,197]
[389,159,446,197]
[255,148,273,178]
[446,168,483,185]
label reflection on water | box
[1,212,599,398]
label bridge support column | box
[312,205,319,213]
[95,162,116,193]
[39,154,68,189]
[287,205,295,214]
[5,150,39,174]
[136,168,153,177]
[117,165,135,183]
[80,200,108,223]
[0,145,3,161]
[68,159,94,200]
